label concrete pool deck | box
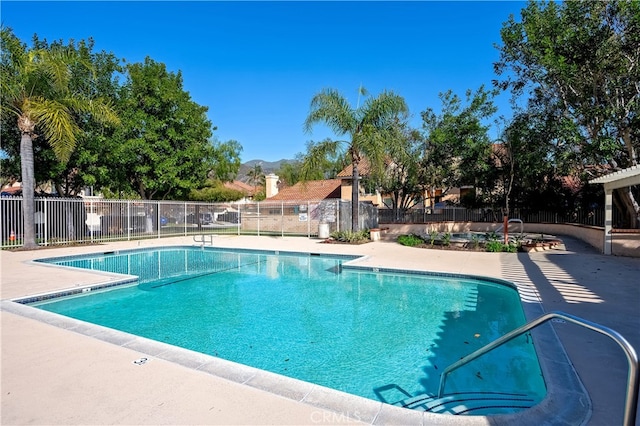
[1,235,639,425]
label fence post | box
[237,202,241,236]
[281,202,284,237]
[157,201,161,239]
[307,201,310,238]
[43,198,48,247]
[257,202,260,237]
[90,199,94,243]
[127,200,131,241]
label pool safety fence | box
[1,197,378,249]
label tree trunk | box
[615,188,640,228]
[352,162,359,232]
[393,192,400,223]
[20,131,38,249]
[619,129,639,227]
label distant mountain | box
[237,159,295,183]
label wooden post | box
[503,214,509,245]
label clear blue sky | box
[2,1,526,163]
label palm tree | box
[0,28,118,249]
[303,87,408,231]
[247,162,264,193]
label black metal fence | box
[378,206,616,228]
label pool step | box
[392,391,537,415]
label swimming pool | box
[30,247,546,415]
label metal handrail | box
[437,311,638,426]
[193,234,214,246]
[494,218,524,238]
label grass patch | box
[485,240,518,252]
[397,234,425,247]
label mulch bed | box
[319,238,371,245]
[410,243,487,252]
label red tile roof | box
[267,179,342,201]
[224,180,257,195]
[336,159,373,178]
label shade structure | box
[589,166,640,255]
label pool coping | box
[3,245,591,425]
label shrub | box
[486,240,518,253]
[429,230,439,245]
[471,234,481,249]
[485,231,500,242]
[485,240,504,252]
[504,243,518,253]
[330,230,370,243]
[397,234,425,247]
[442,232,451,246]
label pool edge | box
[3,246,592,425]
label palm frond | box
[31,47,74,95]
[304,88,356,136]
[66,96,120,126]
[0,89,24,118]
[30,97,79,162]
[0,28,29,118]
[356,123,387,175]
[361,90,408,127]
[0,27,28,72]
[299,138,343,181]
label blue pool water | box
[33,247,546,411]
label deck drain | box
[551,318,566,323]
[132,357,149,365]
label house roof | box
[560,175,583,194]
[267,179,342,201]
[224,180,256,195]
[336,159,374,178]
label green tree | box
[209,139,242,183]
[420,86,497,206]
[1,38,122,197]
[497,111,574,215]
[377,123,424,221]
[273,145,347,190]
[0,28,118,248]
[297,140,349,180]
[189,179,244,202]
[53,41,122,196]
[43,38,122,196]
[109,57,214,199]
[303,87,408,231]
[276,160,303,187]
[495,0,640,226]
